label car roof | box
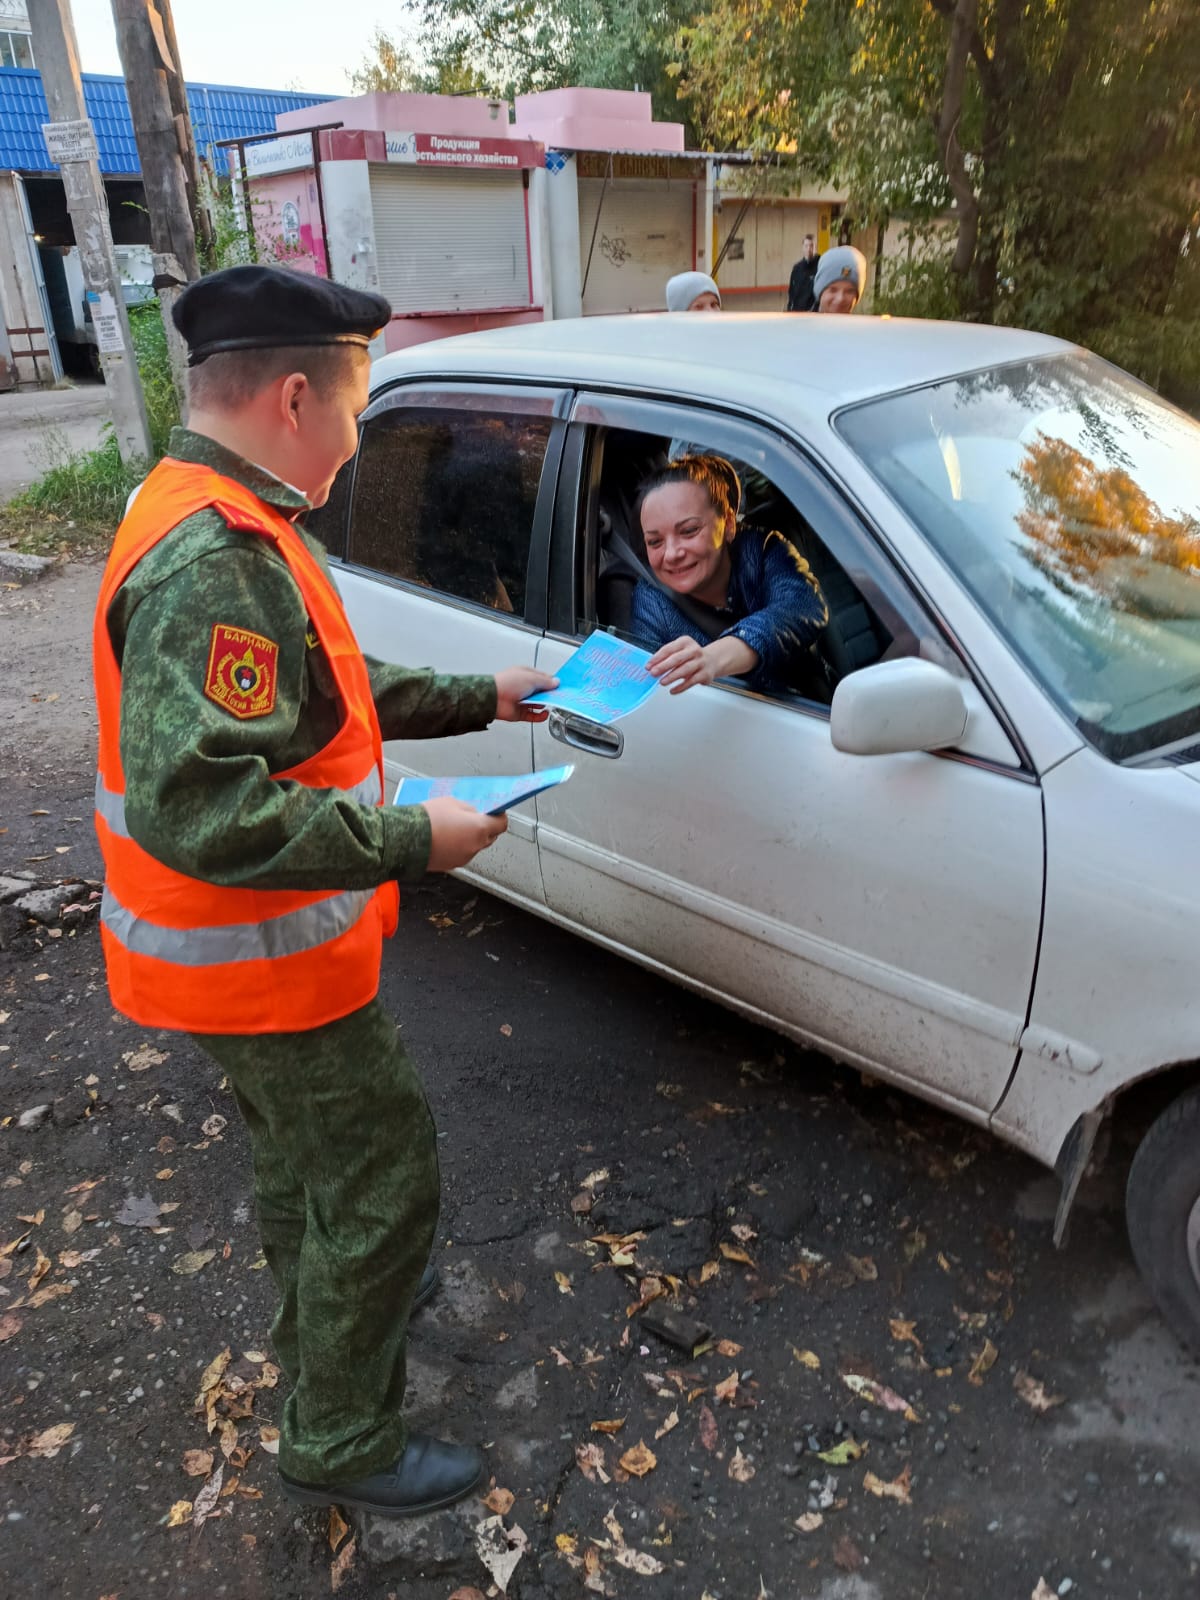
[370,313,1075,426]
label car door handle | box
[548,709,624,760]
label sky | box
[71,0,418,96]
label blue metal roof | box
[0,65,334,175]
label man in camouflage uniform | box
[94,266,555,1517]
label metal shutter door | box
[578,179,695,314]
[368,166,531,313]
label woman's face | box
[818,279,859,315]
[688,292,722,312]
[641,479,731,601]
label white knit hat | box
[665,272,722,312]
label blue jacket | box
[629,526,829,693]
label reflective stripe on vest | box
[94,771,383,840]
[99,882,374,966]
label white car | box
[310,314,1200,1353]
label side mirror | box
[831,658,968,756]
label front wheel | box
[1126,1087,1200,1358]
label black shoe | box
[280,1433,483,1517]
[412,1263,439,1313]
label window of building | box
[0,30,35,68]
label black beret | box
[173,265,391,367]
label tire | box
[1126,1087,1200,1358]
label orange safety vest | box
[92,457,399,1035]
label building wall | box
[0,170,53,384]
[246,167,327,277]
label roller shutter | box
[367,165,531,313]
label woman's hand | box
[494,667,559,722]
[648,635,758,695]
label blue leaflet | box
[522,632,659,724]
[393,765,575,816]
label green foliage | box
[8,302,179,544]
[411,0,697,128]
[677,0,1200,403]
[200,179,258,273]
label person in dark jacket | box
[631,454,828,695]
[787,236,820,311]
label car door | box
[319,380,569,908]
[530,394,1045,1120]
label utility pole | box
[111,0,201,403]
[26,0,152,464]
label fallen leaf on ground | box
[795,1512,824,1533]
[581,1168,609,1191]
[182,1449,214,1478]
[115,1193,161,1229]
[968,1338,999,1386]
[731,1223,757,1243]
[728,1447,755,1482]
[833,1534,864,1572]
[1030,1584,1056,1600]
[330,1534,356,1591]
[499,1024,513,1037]
[902,1229,927,1262]
[890,1317,922,1348]
[172,1250,216,1276]
[16,1211,45,1227]
[328,1505,350,1552]
[575,1442,610,1484]
[842,1371,920,1421]
[448,1590,487,1600]
[475,1515,528,1593]
[28,1283,72,1308]
[613,1548,666,1575]
[27,1251,50,1290]
[654,1409,679,1440]
[201,1115,227,1138]
[58,1249,100,1268]
[847,1254,878,1281]
[618,1440,657,1477]
[818,1437,866,1466]
[699,1260,719,1284]
[864,1464,912,1504]
[0,1313,23,1343]
[191,1465,224,1526]
[123,1045,167,1071]
[258,1425,280,1455]
[1013,1370,1064,1412]
[166,1501,193,1528]
[590,1418,625,1435]
[698,1404,718,1452]
[716,1338,743,1357]
[719,1243,754,1266]
[61,1211,82,1236]
[792,1347,821,1370]
[554,1271,573,1295]
[483,1486,515,1515]
[26,1423,75,1459]
[714,1370,740,1404]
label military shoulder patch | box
[203,624,279,719]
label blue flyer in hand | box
[522,632,659,725]
[394,765,574,816]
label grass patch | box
[5,301,180,561]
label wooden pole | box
[26,0,153,463]
[110,0,201,405]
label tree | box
[411,0,698,127]
[674,0,1200,403]
[350,26,430,94]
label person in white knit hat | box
[665,271,722,312]
[811,245,867,314]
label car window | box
[347,397,555,618]
[562,402,956,710]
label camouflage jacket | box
[105,428,497,890]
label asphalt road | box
[1,562,1198,1600]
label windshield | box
[837,353,1200,761]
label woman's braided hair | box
[635,453,742,530]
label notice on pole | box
[87,290,125,356]
[42,119,99,165]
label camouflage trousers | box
[193,997,440,1485]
